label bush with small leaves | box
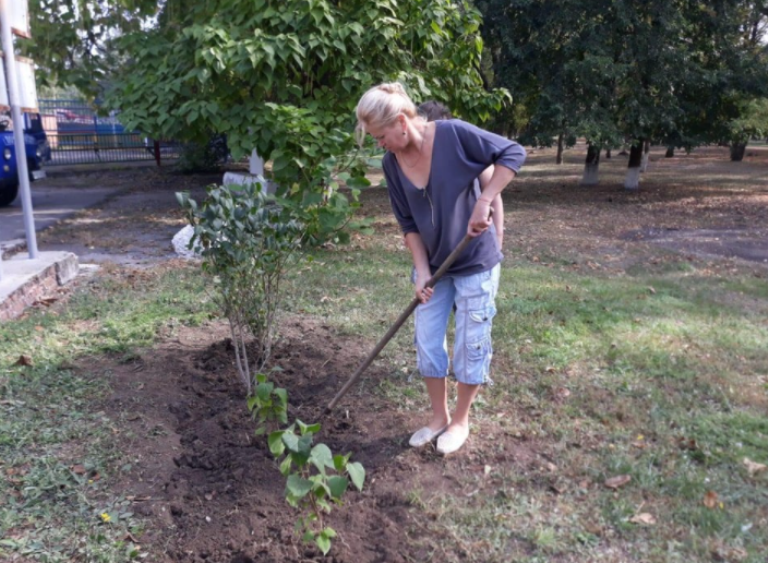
[177,183,303,393]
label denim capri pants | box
[413,264,500,385]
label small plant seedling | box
[247,373,288,435]
[269,420,365,555]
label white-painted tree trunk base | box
[624,167,641,190]
[640,153,650,173]
[580,164,600,185]
[172,225,202,259]
[249,150,265,176]
[222,171,276,195]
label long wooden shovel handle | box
[326,210,492,413]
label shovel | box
[326,210,493,413]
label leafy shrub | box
[177,182,303,393]
[175,135,229,173]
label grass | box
[0,263,212,562]
[281,195,768,561]
[2,145,767,561]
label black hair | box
[418,100,452,121]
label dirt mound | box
[105,319,538,562]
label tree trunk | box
[605,148,612,159]
[580,143,600,185]
[555,132,564,164]
[665,146,675,158]
[624,142,643,190]
[640,140,650,173]
[730,142,747,162]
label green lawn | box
[1,148,767,562]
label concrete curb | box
[0,252,79,321]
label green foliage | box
[724,98,768,144]
[247,373,288,434]
[481,0,768,155]
[25,0,160,97]
[105,0,508,244]
[269,421,365,555]
[177,182,303,392]
[174,138,229,174]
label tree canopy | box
[57,0,504,242]
[479,0,768,152]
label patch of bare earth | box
[103,319,538,563]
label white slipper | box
[409,423,450,448]
[436,427,470,455]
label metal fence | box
[37,99,181,166]
[45,132,181,165]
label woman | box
[418,100,504,251]
[356,83,526,455]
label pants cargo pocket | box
[465,335,492,384]
[464,305,495,384]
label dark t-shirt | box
[383,119,526,276]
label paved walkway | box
[0,161,158,319]
[0,161,158,255]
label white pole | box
[0,0,38,259]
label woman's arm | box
[469,164,516,237]
[478,165,504,249]
[405,232,434,303]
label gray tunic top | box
[384,119,526,276]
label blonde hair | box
[355,83,418,145]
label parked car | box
[25,112,52,162]
[0,131,47,207]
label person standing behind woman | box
[356,83,526,455]
[418,101,505,251]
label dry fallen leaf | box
[14,355,33,367]
[122,531,140,544]
[604,475,632,489]
[629,513,656,526]
[742,457,767,477]
[703,490,719,509]
[71,465,87,475]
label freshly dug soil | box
[105,319,537,563]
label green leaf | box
[327,475,349,499]
[347,461,365,491]
[279,455,293,477]
[297,420,321,435]
[268,431,286,457]
[297,433,313,456]
[309,443,335,472]
[282,432,300,453]
[333,453,350,472]
[316,532,331,555]
[286,474,313,498]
